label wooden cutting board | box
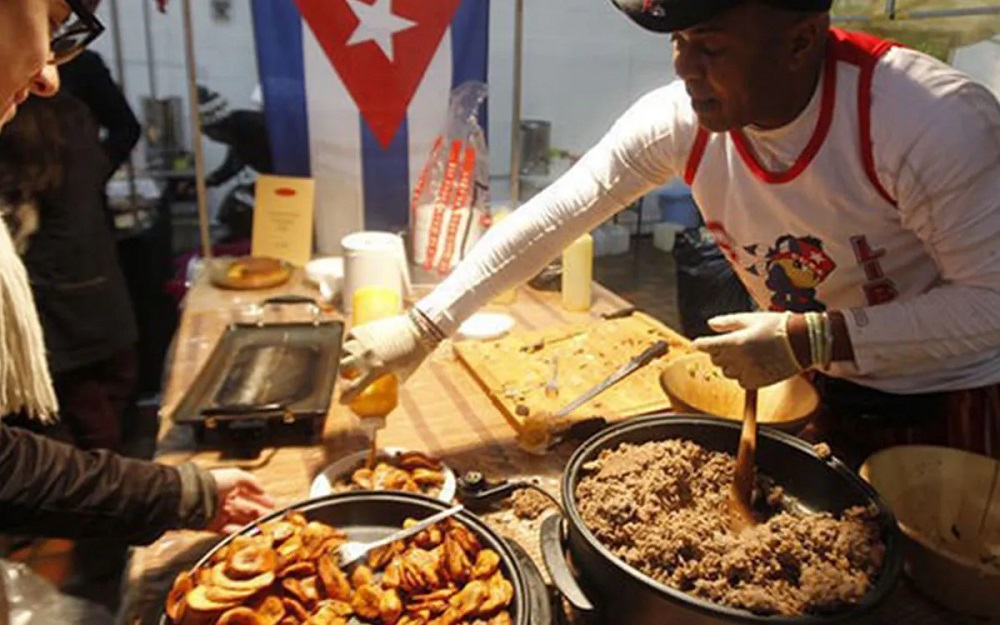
[453,312,693,438]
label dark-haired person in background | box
[0,91,137,454]
[340,0,1000,468]
[59,49,140,180]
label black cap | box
[611,0,833,33]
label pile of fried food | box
[337,452,447,499]
[164,511,514,625]
[214,257,291,290]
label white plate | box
[305,256,345,299]
[457,313,515,340]
[310,447,456,503]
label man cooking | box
[340,0,1000,467]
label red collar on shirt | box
[729,45,837,185]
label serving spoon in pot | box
[730,388,758,531]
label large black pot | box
[159,492,549,625]
[541,414,903,625]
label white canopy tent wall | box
[98,0,1000,256]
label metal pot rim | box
[559,413,904,623]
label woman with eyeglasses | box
[0,0,274,560]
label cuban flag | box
[251,0,490,254]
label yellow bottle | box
[562,233,593,312]
[348,286,402,420]
[490,209,518,305]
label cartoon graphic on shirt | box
[746,235,836,312]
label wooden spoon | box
[730,388,758,531]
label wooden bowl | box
[658,351,819,432]
[860,446,1000,622]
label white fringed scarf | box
[0,219,56,421]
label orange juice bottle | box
[348,286,402,420]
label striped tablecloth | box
[120,272,960,625]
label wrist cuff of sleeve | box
[408,307,446,352]
[175,462,218,530]
[778,312,805,373]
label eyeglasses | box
[50,0,105,65]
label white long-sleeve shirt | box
[416,30,1000,394]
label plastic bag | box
[1,559,114,625]
[673,227,754,339]
[410,82,491,275]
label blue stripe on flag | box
[451,1,490,139]
[251,0,310,176]
[360,117,410,232]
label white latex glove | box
[691,312,803,389]
[338,314,434,403]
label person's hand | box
[206,469,275,534]
[692,312,803,389]
[338,313,434,404]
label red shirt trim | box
[730,47,838,184]
[683,28,899,204]
[829,28,898,206]
[684,127,709,185]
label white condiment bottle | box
[490,208,517,305]
[562,233,593,311]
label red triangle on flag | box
[295,0,461,148]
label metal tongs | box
[338,504,464,567]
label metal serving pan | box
[169,296,343,452]
[158,492,551,625]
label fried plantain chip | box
[411,468,445,487]
[449,580,490,619]
[379,588,404,624]
[227,544,279,579]
[282,576,317,609]
[477,572,514,615]
[185,584,240,615]
[277,561,316,578]
[248,595,285,625]
[217,607,263,625]
[350,564,373,589]
[317,555,352,601]
[315,599,354,617]
[281,596,310,621]
[165,570,192,623]
[446,522,482,557]
[211,563,275,593]
[443,536,472,585]
[352,584,383,620]
[397,451,443,471]
[204,583,262,604]
[471,550,500,580]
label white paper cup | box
[341,231,412,313]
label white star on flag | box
[345,0,417,63]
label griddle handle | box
[540,514,596,614]
[201,402,285,417]
[260,295,322,323]
[263,295,319,307]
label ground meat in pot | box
[574,439,886,617]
